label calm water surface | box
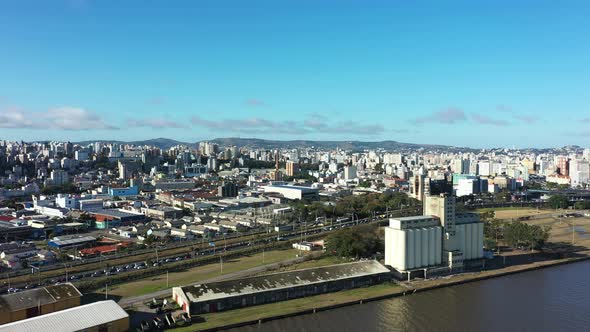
[233,261,590,332]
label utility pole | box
[299,215,303,245]
[572,220,575,245]
[32,266,41,286]
[220,256,223,274]
[64,263,68,282]
[166,270,169,288]
[105,283,108,300]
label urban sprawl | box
[0,139,589,331]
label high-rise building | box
[286,161,299,177]
[118,160,142,180]
[64,141,73,155]
[477,161,491,176]
[556,156,569,176]
[411,174,430,201]
[218,182,238,197]
[456,178,480,197]
[207,156,218,171]
[50,169,69,185]
[570,159,590,187]
[452,158,470,174]
[343,165,357,180]
[271,150,283,181]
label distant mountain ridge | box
[61,137,582,152]
[76,137,465,151]
[207,137,463,151]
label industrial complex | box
[385,194,484,277]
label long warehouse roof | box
[0,300,128,332]
[182,260,390,303]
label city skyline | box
[1,1,590,147]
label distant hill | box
[206,137,472,152]
[42,137,584,152]
[75,137,475,151]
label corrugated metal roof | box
[184,260,390,303]
[0,300,128,332]
[47,236,96,247]
[0,283,81,312]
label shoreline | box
[193,253,590,332]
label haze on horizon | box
[0,1,589,148]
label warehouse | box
[0,221,32,242]
[0,300,129,332]
[91,209,146,229]
[0,283,82,324]
[173,260,390,315]
[47,235,96,250]
[263,184,319,201]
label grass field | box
[475,207,549,220]
[175,282,403,331]
[527,215,590,249]
[250,254,349,276]
[97,248,302,298]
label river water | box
[234,261,590,332]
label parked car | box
[139,320,150,331]
[165,313,175,327]
[153,317,164,329]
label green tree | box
[357,180,372,188]
[547,195,569,209]
[326,225,383,258]
[373,163,384,173]
[503,221,550,250]
[494,191,512,203]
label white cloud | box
[0,106,118,130]
[127,118,188,129]
[413,108,467,125]
[472,113,509,126]
[190,114,384,136]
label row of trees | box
[548,195,590,210]
[41,183,81,195]
[482,211,551,251]
[288,192,421,222]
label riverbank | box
[182,252,590,332]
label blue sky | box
[0,0,589,148]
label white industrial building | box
[263,184,319,201]
[385,194,484,274]
[384,215,442,270]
